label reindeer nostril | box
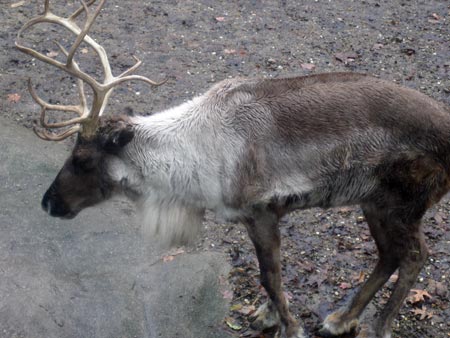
[41,189,73,218]
[46,200,52,215]
[41,193,51,214]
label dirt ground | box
[1,1,449,337]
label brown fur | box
[39,73,450,338]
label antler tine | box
[69,0,97,21]
[15,14,100,90]
[43,0,50,14]
[34,124,81,141]
[66,0,106,67]
[106,55,167,91]
[28,79,82,115]
[53,40,88,113]
[28,78,90,128]
[17,1,166,141]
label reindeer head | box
[16,0,164,218]
[41,117,135,218]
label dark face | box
[41,118,134,219]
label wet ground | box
[1,1,449,337]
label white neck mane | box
[119,93,236,246]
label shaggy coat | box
[42,73,450,338]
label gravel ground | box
[1,1,449,337]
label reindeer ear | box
[101,122,134,153]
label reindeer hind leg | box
[373,219,428,338]
[319,203,399,336]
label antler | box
[16,0,165,141]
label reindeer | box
[16,1,450,338]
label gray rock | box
[0,117,231,338]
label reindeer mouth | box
[59,210,79,220]
[42,193,80,220]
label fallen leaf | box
[224,49,236,55]
[433,211,446,225]
[407,289,432,304]
[337,207,352,213]
[352,271,366,284]
[218,274,227,286]
[283,291,293,300]
[428,13,441,23]
[161,247,185,262]
[432,13,441,20]
[81,48,89,54]
[401,48,416,56]
[339,282,352,290]
[46,50,59,58]
[230,303,243,311]
[215,17,225,22]
[222,289,234,300]
[389,274,399,283]
[11,1,25,8]
[372,43,384,50]
[162,255,174,262]
[7,93,21,103]
[238,305,256,315]
[301,63,316,71]
[225,317,242,330]
[171,247,185,255]
[335,52,358,64]
[411,306,433,321]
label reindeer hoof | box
[274,326,308,338]
[289,327,308,338]
[318,310,359,337]
[249,301,280,331]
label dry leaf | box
[339,282,352,290]
[7,93,21,103]
[46,50,59,58]
[161,247,185,262]
[352,271,366,284]
[225,317,242,330]
[81,48,89,54]
[433,211,445,224]
[372,43,384,50]
[335,52,357,64]
[401,48,416,56]
[224,49,236,55]
[162,255,175,262]
[411,306,433,321]
[222,289,233,300]
[215,17,225,22]
[407,289,432,304]
[238,305,256,315]
[432,13,441,20]
[283,291,293,300]
[230,303,243,311]
[389,273,399,283]
[301,63,316,71]
[11,1,25,8]
[170,247,185,255]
